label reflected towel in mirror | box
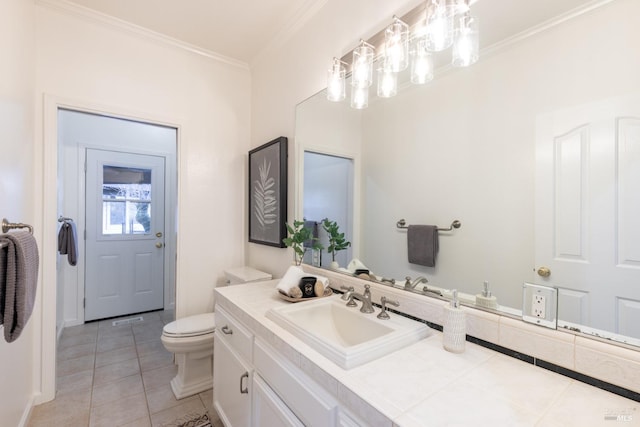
[407,225,438,267]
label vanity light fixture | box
[377,63,398,98]
[351,84,369,109]
[326,0,479,109]
[351,40,375,89]
[384,16,410,72]
[327,57,347,102]
[410,38,434,84]
[452,11,479,67]
[425,0,454,52]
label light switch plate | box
[522,283,557,329]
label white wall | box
[36,4,251,317]
[249,0,419,276]
[0,0,37,425]
[34,1,251,402]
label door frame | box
[39,94,183,403]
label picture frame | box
[248,136,288,247]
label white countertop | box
[215,281,639,427]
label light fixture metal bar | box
[339,2,427,75]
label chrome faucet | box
[340,285,355,301]
[404,276,428,290]
[346,284,375,313]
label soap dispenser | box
[443,290,466,353]
[475,280,498,309]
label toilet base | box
[169,351,213,399]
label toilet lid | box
[163,313,216,337]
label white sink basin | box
[266,296,430,369]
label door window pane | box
[102,165,152,235]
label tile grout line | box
[132,318,154,425]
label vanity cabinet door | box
[252,374,304,427]
[213,333,252,427]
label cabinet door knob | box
[221,325,233,335]
[240,372,249,394]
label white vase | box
[330,261,340,270]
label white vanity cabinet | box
[252,375,304,427]
[253,338,337,427]
[213,307,254,427]
[213,304,368,427]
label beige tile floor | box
[28,310,223,427]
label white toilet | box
[161,267,271,399]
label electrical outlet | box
[522,283,557,329]
[532,294,546,318]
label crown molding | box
[35,0,250,70]
[480,0,615,59]
[251,0,329,68]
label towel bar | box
[2,218,34,234]
[396,219,461,232]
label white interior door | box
[85,148,165,321]
[535,95,640,339]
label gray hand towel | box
[0,231,40,342]
[58,221,78,266]
[407,225,439,267]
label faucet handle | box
[340,285,354,300]
[377,296,400,319]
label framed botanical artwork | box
[248,136,288,247]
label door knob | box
[156,232,163,238]
[537,266,551,277]
[155,242,163,248]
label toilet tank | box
[224,266,272,285]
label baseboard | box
[64,318,84,327]
[56,322,64,343]
[18,394,36,427]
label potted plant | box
[283,220,323,266]
[321,218,351,270]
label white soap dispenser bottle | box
[443,289,466,353]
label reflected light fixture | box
[384,16,409,72]
[351,84,369,109]
[377,63,398,98]
[410,38,434,84]
[452,11,479,67]
[425,0,454,52]
[326,57,346,102]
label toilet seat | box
[162,312,216,338]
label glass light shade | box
[452,13,479,67]
[352,41,375,88]
[425,0,454,52]
[350,85,369,109]
[326,58,346,102]
[384,17,409,72]
[377,65,397,98]
[410,39,434,84]
[452,0,470,15]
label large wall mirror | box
[295,0,640,346]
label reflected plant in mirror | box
[283,220,323,266]
[321,218,351,270]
